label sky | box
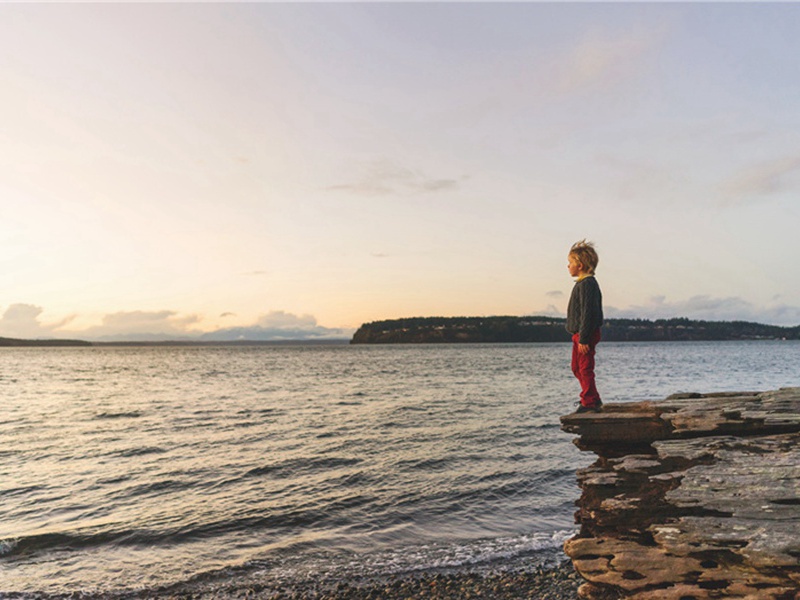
[2,2,800,341]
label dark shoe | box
[576,403,602,414]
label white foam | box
[358,529,576,575]
[0,538,19,556]
[264,529,577,584]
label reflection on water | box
[1,341,798,594]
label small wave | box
[244,456,361,479]
[1,484,47,499]
[121,478,195,498]
[256,529,577,586]
[395,457,452,472]
[393,405,428,412]
[471,468,575,498]
[237,407,282,416]
[192,408,225,416]
[533,468,577,485]
[474,470,520,485]
[96,475,131,485]
[397,529,577,573]
[110,446,168,458]
[0,538,19,556]
[0,529,141,558]
[94,411,143,420]
[201,370,229,379]
[524,422,561,431]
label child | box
[566,240,604,413]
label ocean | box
[2,341,799,596]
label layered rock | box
[560,388,800,599]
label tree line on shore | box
[350,316,800,344]
[0,336,92,347]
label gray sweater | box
[566,276,604,344]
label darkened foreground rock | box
[560,388,800,599]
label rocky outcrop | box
[560,388,800,599]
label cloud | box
[545,290,564,298]
[0,304,75,339]
[79,310,202,342]
[1,304,351,342]
[720,156,800,204]
[200,310,352,341]
[594,153,690,202]
[81,310,351,342]
[551,27,660,95]
[536,304,564,318]
[327,159,462,197]
[606,295,800,327]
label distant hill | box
[0,336,93,347]
[350,316,800,344]
[0,337,347,347]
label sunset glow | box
[3,3,800,341]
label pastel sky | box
[3,3,800,341]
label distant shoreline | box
[4,315,800,347]
[0,337,349,348]
[94,339,350,347]
[351,316,800,344]
[0,336,94,347]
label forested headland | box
[350,316,800,344]
[0,336,92,347]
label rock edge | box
[560,388,800,600]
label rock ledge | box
[560,388,800,600]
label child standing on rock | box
[566,240,604,413]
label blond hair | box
[569,239,599,274]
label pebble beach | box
[121,562,581,600]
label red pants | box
[572,330,601,407]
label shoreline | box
[3,561,582,600]
[124,560,581,600]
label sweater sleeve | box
[578,278,603,345]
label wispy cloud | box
[79,311,203,342]
[48,309,352,342]
[720,156,800,204]
[541,304,564,318]
[201,310,352,341]
[594,153,691,202]
[327,159,463,197]
[550,26,662,95]
[606,295,800,327]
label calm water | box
[1,341,799,595]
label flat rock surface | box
[560,388,800,599]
